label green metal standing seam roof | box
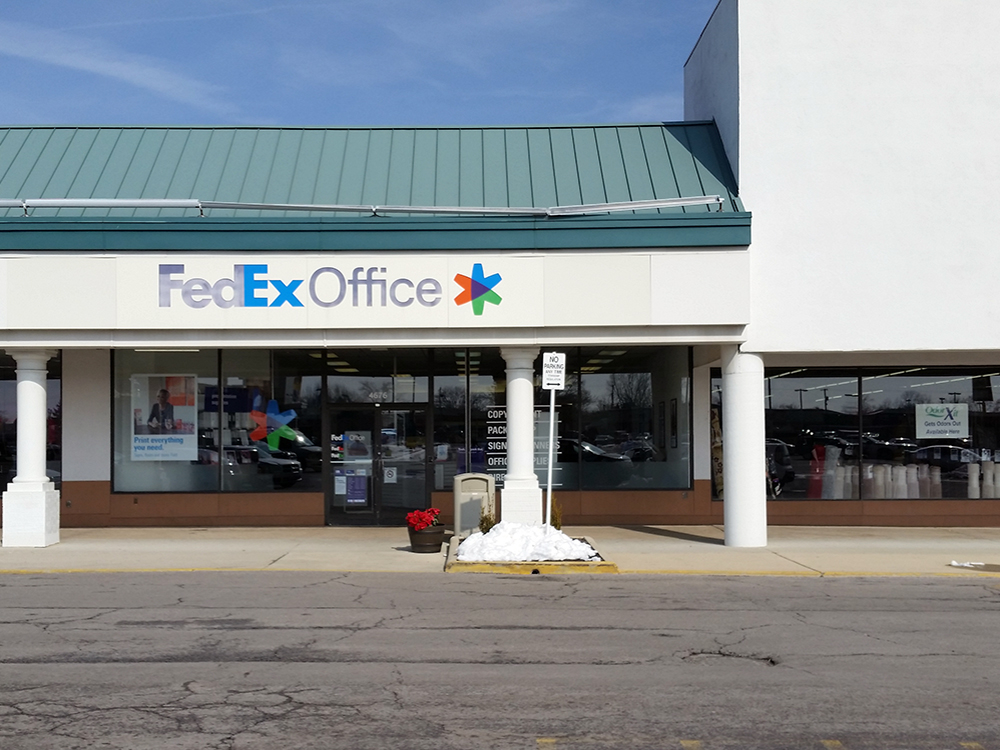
[0,123,742,219]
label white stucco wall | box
[684,0,740,183]
[62,349,111,481]
[686,0,1000,355]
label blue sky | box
[0,0,718,127]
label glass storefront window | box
[859,368,1000,499]
[432,349,467,491]
[114,349,322,493]
[764,370,862,499]
[434,349,504,490]
[217,350,324,492]
[326,349,428,404]
[468,354,505,486]
[274,351,323,492]
[217,350,273,492]
[535,348,581,493]
[577,347,690,490]
[113,349,218,492]
[435,346,694,494]
[110,345,693,499]
[757,366,1000,500]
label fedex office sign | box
[158,264,442,309]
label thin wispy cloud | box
[0,0,717,126]
[0,20,238,118]
[57,2,333,32]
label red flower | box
[406,507,441,531]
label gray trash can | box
[453,472,496,539]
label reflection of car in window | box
[904,445,981,474]
[766,439,795,487]
[252,441,303,488]
[558,438,631,462]
[619,437,658,462]
[275,429,322,471]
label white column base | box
[501,479,543,525]
[2,482,60,547]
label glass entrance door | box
[328,406,429,524]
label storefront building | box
[0,123,754,546]
[6,0,999,549]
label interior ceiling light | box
[326,361,350,366]
[587,359,613,364]
[599,350,626,356]
[335,367,359,373]
[2,195,725,218]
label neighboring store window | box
[0,353,61,488]
[857,368,1000,500]
[751,366,1000,500]
[763,369,862,499]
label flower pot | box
[408,524,446,553]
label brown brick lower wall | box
[55,481,325,527]
[13,480,1000,528]
[433,482,722,526]
[767,498,1000,526]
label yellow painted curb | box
[618,569,823,577]
[615,569,1000,578]
[444,536,619,574]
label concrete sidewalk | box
[2,525,1000,576]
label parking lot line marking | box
[960,743,986,750]
[821,742,845,750]
[680,741,702,750]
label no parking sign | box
[542,352,566,390]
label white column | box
[500,346,542,525]
[2,349,60,547]
[720,346,767,547]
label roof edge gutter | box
[0,195,724,217]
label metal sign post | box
[541,352,566,528]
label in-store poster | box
[131,374,198,461]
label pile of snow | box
[456,521,599,562]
